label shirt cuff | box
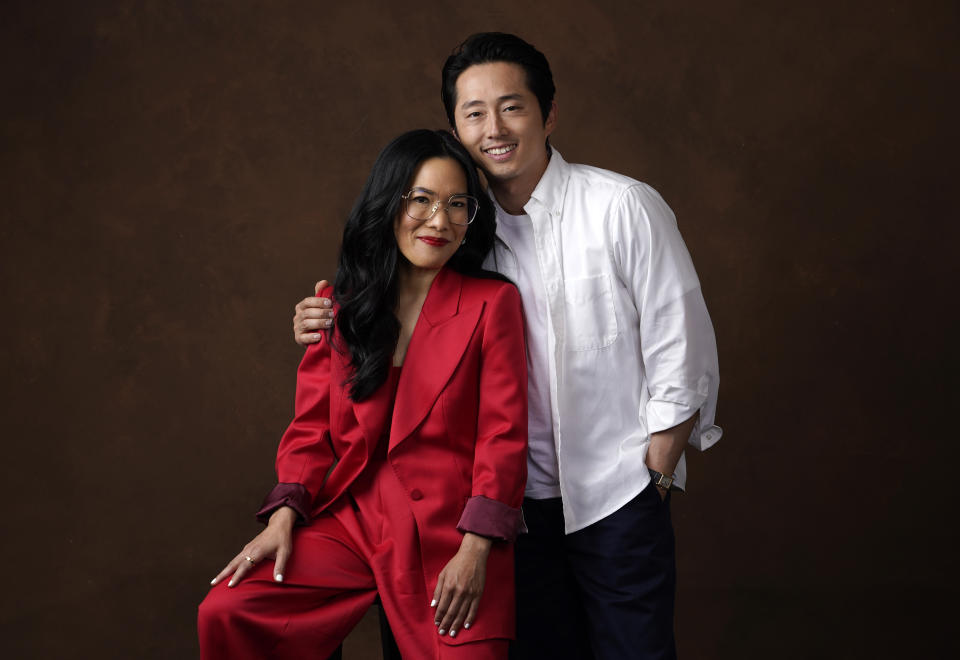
[646,397,722,451]
[456,495,527,542]
[255,483,311,524]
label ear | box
[543,100,558,138]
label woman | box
[198,129,528,659]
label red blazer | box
[261,267,528,643]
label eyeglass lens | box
[405,191,478,225]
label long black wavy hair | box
[333,129,500,402]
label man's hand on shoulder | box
[293,279,334,345]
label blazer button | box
[410,489,423,501]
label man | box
[294,33,721,660]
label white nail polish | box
[464,622,471,629]
[438,629,446,636]
[275,574,283,582]
[210,578,216,585]
[450,630,457,638]
[430,599,437,607]
[227,580,234,587]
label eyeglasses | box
[401,189,479,226]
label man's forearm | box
[646,412,699,480]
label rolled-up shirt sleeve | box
[256,482,312,524]
[457,495,527,542]
[613,184,722,451]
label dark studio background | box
[2,1,958,658]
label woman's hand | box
[209,506,297,587]
[431,532,492,638]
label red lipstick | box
[418,236,450,247]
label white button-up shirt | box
[483,149,722,533]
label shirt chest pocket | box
[563,273,620,351]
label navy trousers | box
[511,483,677,660]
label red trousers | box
[198,446,508,659]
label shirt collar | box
[526,146,570,216]
[484,146,571,218]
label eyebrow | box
[410,187,471,198]
[460,93,525,111]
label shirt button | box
[410,489,423,501]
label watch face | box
[649,469,672,488]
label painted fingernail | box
[430,599,437,607]
[210,578,217,585]
[323,300,331,307]
[227,580,234,587]
[438,629,446,636]
[275,574,283,582]
[464,622,471,629]
[450,630,457,638]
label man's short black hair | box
[441,32,556,128]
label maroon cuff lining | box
[256,483,311,524]
[456,495,526,542]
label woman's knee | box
[198,583,246,631]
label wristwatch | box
[648,468,674,490]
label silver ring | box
[244,555,256,565]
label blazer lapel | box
[352,373,395,456]
[390,268,483,450]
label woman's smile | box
[417,236,451,247]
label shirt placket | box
[526,201,567,502]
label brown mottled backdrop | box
[2,1,957,658]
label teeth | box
[486,145,516,155]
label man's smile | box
[483,144,518,160]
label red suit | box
[199,268,528,659]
